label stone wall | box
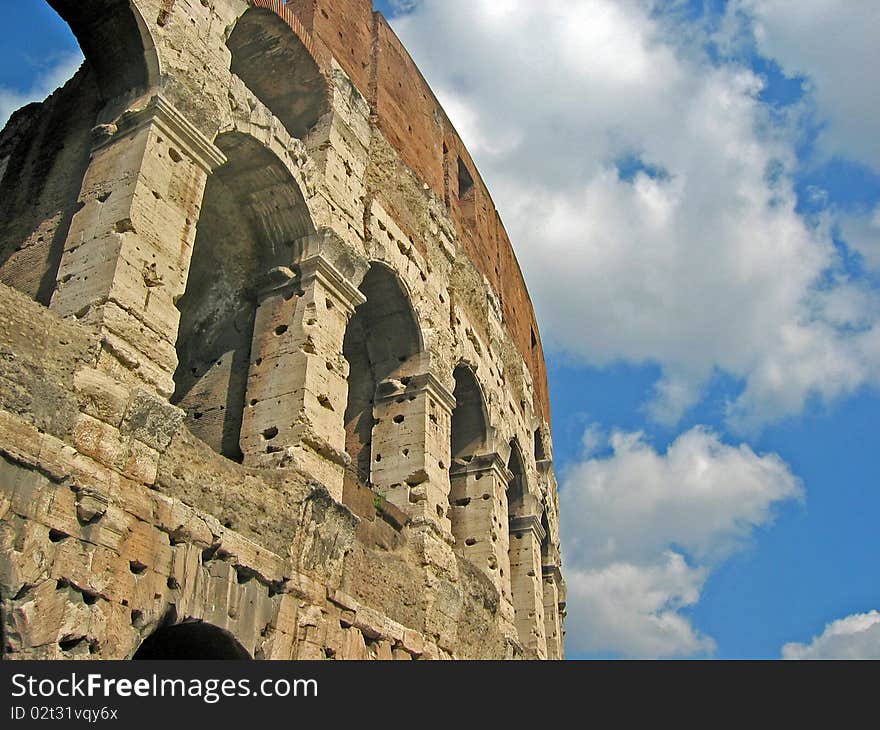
[0,0,565,660]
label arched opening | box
[227,6,329,139]
[133,622,251,660]
[448,365,491,556]
[342,263,422,501]
[540,508,552,564]
[450,366,488,464]
[0,0,158,306]
[506,439,526,521]
[172,132,313,461]
[47,0,159,104]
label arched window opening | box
[1,0,158,306]
[172,133,313,461]
[540,508,552,564]
[48,0,159,104]
[342,264,421,505]
[133,621,251,660]
[227,7,329,139]
[450,366,488,464]
[506,440,526,520]
[448,365,491,559]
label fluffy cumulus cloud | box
[783,611,880,659]
[560,426,802,657]
[390,0,880,429]
[0,52,83,128]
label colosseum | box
[0,0,565,660]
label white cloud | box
[840,205,880,274]
[783,611,880,659]
[560,426,802,657]
[390,0,880,429]
[733,0,880,168]
[0,52,83,128]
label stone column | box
[449,453,515,614]
[509,514,548,659]
[50,95,226,397]
[370,372,456,540]
[542,564,564,660]
[239,234,367,502]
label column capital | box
[374,371,456,414]
[509,514,546,542]
[542,563,563,585]
[449,451,513,483]
[298,254,367,313]
[106,95,228,172]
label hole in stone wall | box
[48,529,69,543]
[274,324,288,336]
[129,560,147,575]
[262,426,279,440]
[58,636,86,652]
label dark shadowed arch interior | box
[48,0,159,103]
[173,132,314,461]
[507,439,526,519]
[227,7,329,138]
[342,264,422,488]
[451,366,488,462]
[133,622,251,660]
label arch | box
[540,507,552,564]
[450,365,489,463]
[47,0,160,104]
[506,439,527,519]
[172,132,314,461]
[342,263,422,491]
[227,5,329,139]
[132,621,251,660]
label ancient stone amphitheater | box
[0,0,565,660]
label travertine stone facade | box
[0,0,565,660]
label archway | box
[133,622,251,660]
[227,5,329,139]
[448,365,491,555]
[172,132,314,461]
[1,0,159,306]
[342,263,422,500]
[506,439,526,520]
[47,0,159,104]
[450,365,488,464]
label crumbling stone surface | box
[0,0,565,660]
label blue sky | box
[2,1,878,659]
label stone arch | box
[47,0,160,105]
[506,438,527,519]
[227,3,330,139]
[450,364,489,463]
[0,1,159,307]
[132,621,252,660]
[342,262,424,496]
[172,131,315,461]
[540,507,552,564]
[448,364,495,563]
